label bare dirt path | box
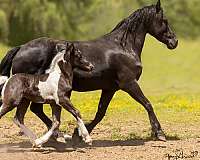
[1,120,200,160]
[0,137,200,160]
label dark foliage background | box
[0,0,199,45]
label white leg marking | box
[34,128,54,147]
[0,76,8,85]
[13,117,37,140]
[63,133,72,140]
[77,118,92,145]
[0,105,3,113]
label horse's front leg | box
[50,103,72,141]
[33,104,61,148]
[119,79,166,141]
[72,89,115,142]
[59,97,92,146]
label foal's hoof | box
[32,139,43,148]
[17,131,25,136]
[72,128,82,146]
[84,135,93,146]
[64,134,72,141]
[152,130,166,142]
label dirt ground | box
[0,118,200,160]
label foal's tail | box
[0,46,20,87]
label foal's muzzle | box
[85,63,94,71]
[167,38,178,50]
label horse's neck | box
[127,30,147,59]
[108,29,146,60]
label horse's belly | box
[72,77,117,92]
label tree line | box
[0,0,199,46]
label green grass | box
[1,37,200,140]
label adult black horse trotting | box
[0,0,178,141]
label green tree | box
[0,9,8,43]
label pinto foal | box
[0,44,93,147]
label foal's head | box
[147,0,178,49]
[64,44,94,71]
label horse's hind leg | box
[0,103,15,119]
[13,99,37,141]
[33,104,61,147]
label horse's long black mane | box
[109,5,159,47]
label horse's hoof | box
[85,135,93,146]
[152,130,166,142]
[56,137,66,143]
[32,139,43,148]
[157,134,166,142]
[64,134,72,141]
[72,128,82,146]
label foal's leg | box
[30,102,52,129]
[72,90,115,141]
[13,99,37,141]
[59,98,92,145]
[120,80,166,141]
[33,104,61,147]
[0,103,15,119]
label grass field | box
[0,37,200,141]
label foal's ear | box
[68,43,75,53]
[64,44,75,61]
[56,43,66,53]
[68,44,76,59]
[156,0,161,13]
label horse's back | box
[12,37,62,75]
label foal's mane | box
[48,51,65,73]
[109,5,158,47]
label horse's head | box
[147,0,178,49]
[65,44,94,71]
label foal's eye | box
[163,19,168,25]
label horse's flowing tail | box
[0,46,20,87]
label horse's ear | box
[156,0,161,13]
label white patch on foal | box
[0,76,8,85]
[38,51,65,104]
[1,77,11,100]
[0,105,2,113]
[38,71,60,104]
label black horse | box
[0,0,178,141]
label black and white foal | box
[0,43,93,147]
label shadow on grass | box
[0,135,181,153]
